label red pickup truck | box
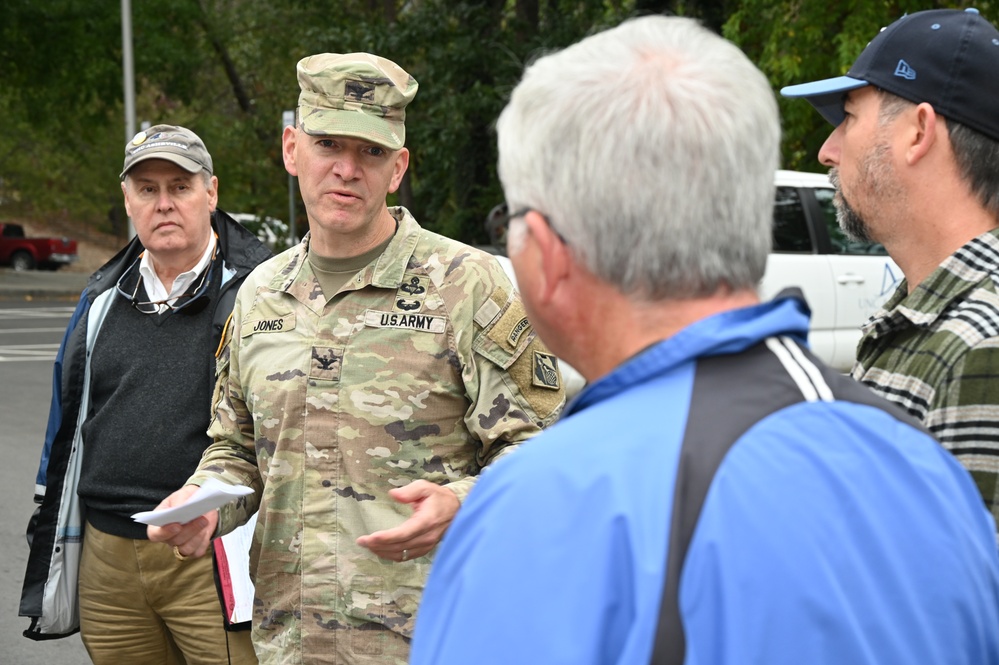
[0,223,79,271]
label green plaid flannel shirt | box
[852,228,999,532]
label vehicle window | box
[2,225,25,238]
[772,186,812,252]
[814,188,888,255]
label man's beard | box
[828,168,875,244]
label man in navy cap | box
[783,8,999,534]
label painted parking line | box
[0,344,60,362]
[0,307,75,319]
[0,327,67,335]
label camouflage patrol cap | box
[296,52,418,150]
[120,124,213,180]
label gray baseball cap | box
[120,124,214,180]
[296,52,419,150]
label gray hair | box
[496,15,780,299]
[877,89,999,220]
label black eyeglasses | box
[485,203,568,249]
[115,248,217,315]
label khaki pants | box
[79,523,257,665]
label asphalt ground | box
[0,301,91,663]
[0,269,88,302]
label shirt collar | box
[864,228,999,334]
[138,233,218,306]
[566,293,811,416]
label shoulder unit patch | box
[532,351,561,390]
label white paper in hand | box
[131,478,254,527]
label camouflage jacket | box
[191,207,565,664]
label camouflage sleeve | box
[189,291,263,536]
[447,285,566,501]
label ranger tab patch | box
[364,310,446,334]
[508,317,532,348]
[532,351,561,390]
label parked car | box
[0,223,79,271]
[485,170,902,373]
[229,212,295,252]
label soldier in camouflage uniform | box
[148,53,565,664]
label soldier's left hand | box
[355,480,460,562]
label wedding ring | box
[173,546,188,561]
[402,549,409,562]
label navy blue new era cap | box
[781,8,999,142]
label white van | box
[488,170,900,375]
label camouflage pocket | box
[345,574,386,626]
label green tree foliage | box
[724,0,999,171]
[394,0,633,242]
[0,0,642,243]
[4,0,997,244]
[0,1,124,228]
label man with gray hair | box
[148,53,563,664]
[410,15,999,665]
[20,125,270,663]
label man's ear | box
[207,175,219,213]
[524,211,570,303]
[906,102,938,166]
[282,125,299,176]
[121,181,132,218]
[388,148,410,194]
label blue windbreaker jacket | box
[411,294,999,665]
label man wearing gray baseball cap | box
[783,8,999,535]
[149,54,564,664]
[21,124,271,664]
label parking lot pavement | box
[0,302,90,663]
[0,269,88,301]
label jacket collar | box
[567,293,812,416]
[862,228,999,337]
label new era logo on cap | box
[894,60,916,80]
[781,9,999,143]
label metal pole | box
[121,0,136,239]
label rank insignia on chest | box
[532,351,561,390]
[310,346,344,381]
[394,275,430,312]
